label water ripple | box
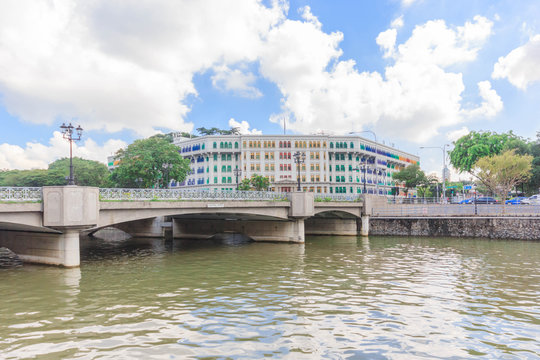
[0,236,539,359]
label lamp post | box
[293,151,306,191]
[234,167,242,190]
[60,123,83,185]
[420,144,448,203]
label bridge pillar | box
[360,216,370,236]
[0,228,81,267]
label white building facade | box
[172,134,419,195]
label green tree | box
[472,149,533,202]
[238,178,252,191]
[392,164,428,195]
[449,131,525,173]
[236,174,270,191]
[48,157,109,187]
[196,127,241,136]
[0,169,50,187]
[110,137,190,188]
[0,158,109,187]
[250,174,270,191]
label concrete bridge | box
[0,186,371,267]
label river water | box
[1,236,539,359]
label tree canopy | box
[472,149,532,201]
[109,137,190,188]
[237,174,270,191]
[392,164,428,195]
[196,127,241,136]
[449,131,526,173]
[0,157,109,187]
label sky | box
[0,0,539,179]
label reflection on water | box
[1,236,539,359]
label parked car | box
[473,197,498,204]
[459,198,474,204]
[522,194,540,205]
[505,196,527,205]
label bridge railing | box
[313,193,362,202]
[99,188,289,201]
[0,187,42,202]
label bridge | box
[0,187,370,267]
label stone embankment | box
[0,247,23,268]
[369,217,540,240]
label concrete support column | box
[0,228,81,267]
[360,215,370,237]
[57,228,81,267]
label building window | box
[213,142,217,149]
[235,142,239,149]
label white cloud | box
[376,29,397,58]
[391,16,404,29]
[0,132,126,170]
[446,126,470,142]
[228,118,262,135]
[211,65,262,98]
[0,2,501,146]
[402,0,420,7]
[261,15,496,142]
[0,0,285,136]
[464,81,503,118]
[492,34,540,90]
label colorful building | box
[172,134,419,195]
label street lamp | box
[60,123,83,185]
[420,144,448,203]
[234,167,242,190]
[293,151,306,191]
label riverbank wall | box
[368,217,540,240]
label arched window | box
[213,142,217,149]
[229,142,232,148]
[279,141,283,148]
[235,142,238,149]
[350,142,354,149]
[287,141,291,148]
[330,142,334,148]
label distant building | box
[172,134,419,195]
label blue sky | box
[0,0,539,178]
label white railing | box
[0,187,42,202]
[372,204,540,217]
[99,188,288,201]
